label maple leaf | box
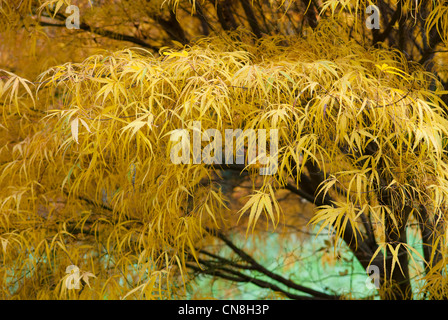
[81,271,96,288]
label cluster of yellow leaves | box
[320,0,448,44]
[1,20,448,298]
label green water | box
[187,226,426,300]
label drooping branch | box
[198,228,341,299]
[38,12,160,51]
[186,260,323,300]
[71,189,339,299]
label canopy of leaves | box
[1,0,448,300]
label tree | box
[1,0,448,300]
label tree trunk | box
[379,189,413,299]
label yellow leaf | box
[1,238,7,253]
[79,118,91,133]
[162,50,188,58]
[81,271,96,288]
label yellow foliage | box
[1,0,448,300]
